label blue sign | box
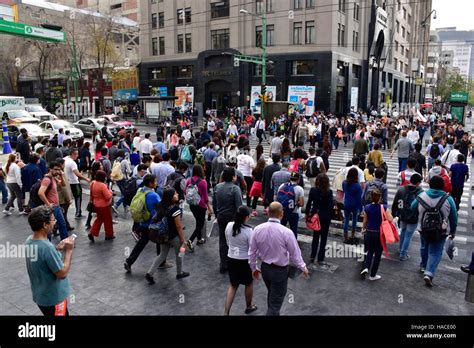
[113,88,138,101]
[159,87,167,97]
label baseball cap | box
[290,172,300,180]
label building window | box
[211,29,230,49]
[256,0,264,14]
[306,0,315,8]
[402,26,405,38]
[151,0,157,3]
[177,8,192,25]
[405,63,409,74]
[338,0,346,12]
[159,36,165,55]
[394,58,398,69]
[407,32,410,43]
[406,48,409,58]
[255,63,275,76]
[158,12,164,28]
[400,45,404,55]
[177,34,184,53]
[338,24,345,46]
[211,0,229,19]
[266,0,273,12]
[397,0,401,11]
[256,26,262,48]
[353,64,361,79]
[110,3,122,10]
[293,0,302,9]
[403,7,406,20]
[150,67,166,79]
[354,3,359,20]
[293,22,302,45]
[267,24,274,46]
[291,60,316,75]
[395,41,399,52]
[174,66,193,79]
[352,31,358,51]
[396,21,399,33]
[408,14,412,25]
[305,21,315,44]
[151,13,157,29]
[152,37,158,56]
[185,33,192,52]
[256,25,274,47]
[399,61,403,72]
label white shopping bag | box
[207,219,219,238]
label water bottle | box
[179,246,186,258]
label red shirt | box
[41,176,59,206]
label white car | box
[25,105,58,122]
[38,120,84,140]
[7,123,49,147]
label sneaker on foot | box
[197,238,206,245]
[420,266,426,273]
[186,240,194,252]
[131,230,140,242]
[112,220,119,224]
[158,262,173,269]
[176,272,190,280]
[145,273,155,284]
[3,209,12,216]
[360,268,369,277]
[399,255,409,261]
[124,262,131,273]
[423,275,433,287]
[19,210,29,215]
[369,275,382,281]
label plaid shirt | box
[271,169,291,196]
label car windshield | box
[52,121,74,129]
[110,116,120,122]
[94,119,106,125]
[18,124,42,133]
[8,110,31,119]
[27,105,45,112]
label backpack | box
[440,170,452,193]
[305,157,320,178]
[30,177,53,207]
[123,178,138,206]
[400,171,409,186]
[149,211,170,244]
[110,160,123,181]
[180,145,192,163]
[416,194,449,242]
[396,186,421,224]
[166,173,185,198]
[130,188,153,223]
[277,183,296,212]
[429,143,441,159]
[194,151,205,169]
[289,159,300,173]
[169,146,179,162]
[363,180,383,205]
[185,178,202,206]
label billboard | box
[350,87,359,112]
[175,86,194,110]
[250,85,276,113]
[112,68,138,101]
[287,85,316,116]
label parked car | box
[73,117,116,138]
[2,109,39,125]
[99,114,134,132]
[25,104,59,122]
[38,120,84,140]
[7,123,49,148]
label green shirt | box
[25,237,70,307]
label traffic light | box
[261,85,267,96]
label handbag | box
[306,213,321,231]
[380,205,400,257]
[86,182,95,213]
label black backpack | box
[416,194,449,241]
[397,187,421,224]
[429,144,441,159]
[123,178,139,206]
[30,177,53,207]
[305,157,320,178]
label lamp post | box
[420,9,437,103]
[239,4,267,121]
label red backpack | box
[440,169,452,193]
[289,159,300,173]
[400,171,409,186]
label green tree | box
[436,72,468,102]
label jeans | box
[420,236,446,278]
[311,219,330,262]
[364,231,383,277]
[147,237,183,277]
[189,205,206,242]
[126,226,161,266]
[399,222,418,258]
[156,187,164,198]
[343,207,359,236]
[398,158,408,173]
[6,183,23,212]
[334,137,339,150]
[451,186,463,211]
[261,263,289,316]
[0,178,8,204]
[281,211,299,238]
[114,179,128,209]
[52,206,69,240]
[428,157,436,171]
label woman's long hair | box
[346,168,359,185]
[256,144,264,161]
[252,159,266,177]
[316,173,330,194]
[232,205,252,237]
[156,187,176,218]
[281,138,291,154]
[5,154,16,174]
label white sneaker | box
[369,275,382,281]
[3,209,12,216]
[360,268,369,276]
[19,211,29,215]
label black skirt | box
[228,257,253,286]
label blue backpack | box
[277,183,296,211]
[180,145,192,163]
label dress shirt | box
[152,161,175,189]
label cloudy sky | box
[432,0,474,31]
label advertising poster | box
[112,68,139,101]
[287,85,316,116]
[250,86,276,113]
[350,87,359,112]
[175,87,194,110]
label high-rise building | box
[48,0,139,21]
[436,28,474,80]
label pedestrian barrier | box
[2,121,12,155]
[466,274,474,303]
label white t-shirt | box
[182,129,192,141]
[64,157,79,184]
[407,130,419,144]
[344,165,365,183]
[237,154,255,177]
[133,136,141,151]
[207,120,216,132]
[140,139,153,154]
[278,183,304,214]
[270,136,283,155]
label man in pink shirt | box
[249,202,309,316]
